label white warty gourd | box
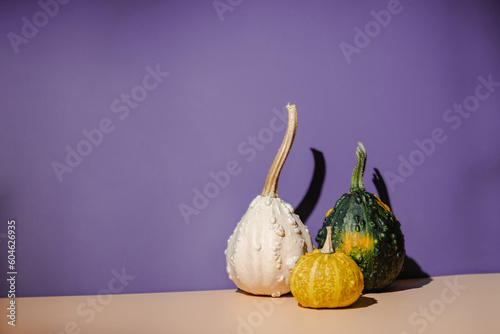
[225,104,314,297]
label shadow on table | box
[295,296,377,310]
[236,289,378,309]
[235,289,295,298]
[346,296,377,309]
[383,277,433,293]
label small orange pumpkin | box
[289,226,364,308]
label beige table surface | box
[1,273,499,334]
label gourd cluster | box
[225,104,405,309]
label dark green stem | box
[350,142,366,193]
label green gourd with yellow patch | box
[316,142,405,291]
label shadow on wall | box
[295,148,326,224]
[372,168,430,280]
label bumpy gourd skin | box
[226,195,313,297]
[289,249,363,308]
[316,191,405,291]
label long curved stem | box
[350,142,366,193]
[261,104,297,198]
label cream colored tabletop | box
[1,273,499,334]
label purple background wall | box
[1,0,499,297]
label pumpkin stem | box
[261,104,298,198]
[350,142,366,193]
[320,226,335,254]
